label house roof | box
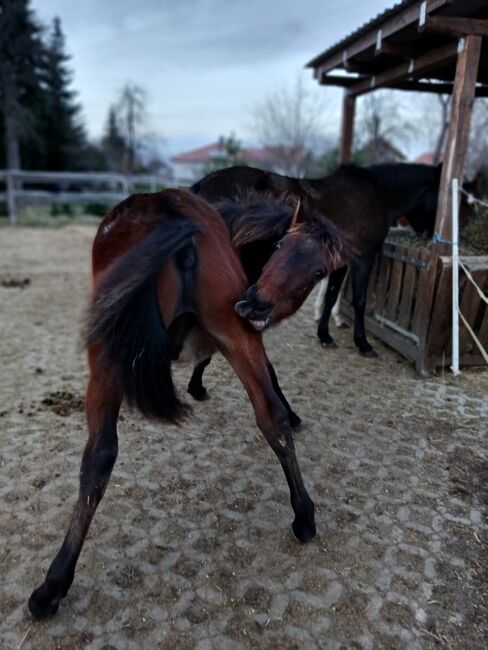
[171,143,305,164]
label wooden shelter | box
[307,0,488,374]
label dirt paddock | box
[1,226,487,650]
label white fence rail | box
[0,169,188,224]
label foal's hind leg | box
[222,327,315,541]
[317,266,348,347]
[187,357,211,400]
[28,352,121,619]
[267,360,301,429]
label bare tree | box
[467,99,488,176]
[355,91,415,163]
[116,83,147,173]
[432,95,451,165]
[250,75,327,176]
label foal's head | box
[235,200,349,331]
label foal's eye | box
[315,270,325,281]
[275,241,283,250]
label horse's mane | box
[216,190,296,247]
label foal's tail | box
[85,221,199,422]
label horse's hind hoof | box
[360,348,378,359]
[320,340,338,349]
[187,385,208,401]
[288,412,302,429]
[292,517,316,543]
[28,587,60,620]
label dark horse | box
[28,188,347,619]
[191,162,462,358]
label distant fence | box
[0,170,189,224]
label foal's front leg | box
[266,359,301,429]
[28,353,121,619]
[223,327,315,542]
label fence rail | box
[0,169,188,224]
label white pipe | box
[452,178,460,376]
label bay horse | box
[191,162,472,357]
[28,188,347,620]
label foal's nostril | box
[235,300,251,318]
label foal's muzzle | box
[235,285,273,332]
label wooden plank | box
[374,253,391,318]
[422,16,488,38]
[348,41,459,97]
[425,260,452,359]
[385,258,404,322]
[339,94,356,163]
[414,250,439,374]
[477,301,488,351]
[397,249,419,329]
[433,35,482,247]
[459,269,488,352]
[308,0,452,75]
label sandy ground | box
[0,225,487,650]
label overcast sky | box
[35,0,396,156]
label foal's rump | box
[86,216,199,423]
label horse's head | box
[235,201,350,331]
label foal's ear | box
[289,199,306,230]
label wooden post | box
[6,170,17,225]
[417,35,481,374]
[339,92,356,163]
[434,35,482,248]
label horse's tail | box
[85,220,199,422]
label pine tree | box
[39,17,86,170]
[0,0,45,169]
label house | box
[356,136,406,165]
[171,142,306,183]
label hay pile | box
[388,204,488,256]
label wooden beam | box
[433,35,482,245]
[339,93,356,163]
[374,40,415,60]
[421,16,488,38]
[319,73,488,97]
[347,41,459,96]
[309,0,452,76]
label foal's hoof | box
[337,321,350,330]
[289,411,302,429]
[28,586,60,620]
[187,385,208,401]
[360,348,378,359]
[292,517,317,543]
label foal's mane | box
[216,190,296,248]
[290,212,353,270]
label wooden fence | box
[0,170,188,224]
[340,234,488,373]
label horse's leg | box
[28,352,121,619]
[317,266,348,347]
[266,360,301,429]
[351,254,378,358]
[314,278,328,321]
[222,331,315,542]
[332,286,347,329]
[187,357,211,401]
